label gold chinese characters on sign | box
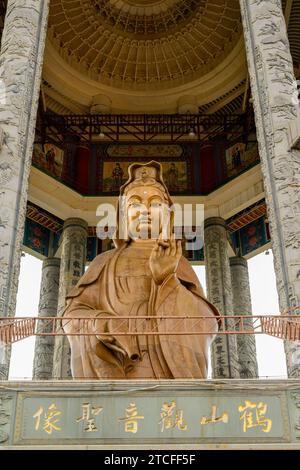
[33,404,61,435]
[238,400,272,433]
[200,405,229,425]
[118,402,144,434]
[31,399,273,435]
[76,403,103,432]
[159,401,187,432]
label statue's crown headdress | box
[120,161,171,204]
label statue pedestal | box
[1,379,300,449]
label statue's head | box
[114,161,174,247]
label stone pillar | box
[32,258,60,380]
[230,256,259,378]
[0,1,50,379]
[240,0,300,377]
[52,218,88,379]
[204,217,240,378]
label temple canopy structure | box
[0,0,300,386]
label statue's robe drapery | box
[62,244,219,379]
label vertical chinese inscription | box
[52,218,88,379]
[204,217,240,378]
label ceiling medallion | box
[91,0,200,35]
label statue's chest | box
[114,254,152,303]
[115,252,152,278]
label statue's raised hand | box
[149,233,182,285]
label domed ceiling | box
[44,0,246,112]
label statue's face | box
[125,185,169,240]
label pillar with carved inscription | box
[204,217,240,378]
[230,256,259,378]
[32,258,60,380]
[52,218,88,379]
[0,1,50,379]
[240,0,300,376]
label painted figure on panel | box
[165,162,179,191]
[111,162,124,191]
[45,146,56,174]
[32,143,64,178]
[62,161,219,379]
[103,161,188,193]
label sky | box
[8,249,287,379]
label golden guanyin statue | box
[63,161,219,379]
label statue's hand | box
[149,233,182,285]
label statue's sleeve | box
[154,272,219,332]
[62,281,103,330]
[152,272,219,378]
[62,250,116,323]
[154,254,219,321]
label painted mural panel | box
[23,219,98,262]
[240,217,268,256]
[23,219,50,257]
[226,142,259,178]
[32,143,64,178]
[102,160,188,193]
